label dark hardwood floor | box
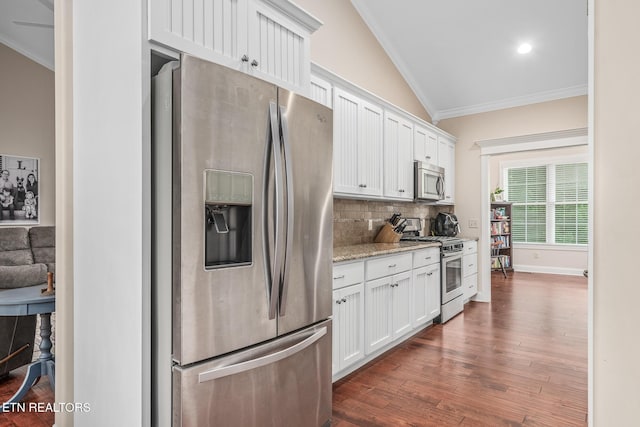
[0,272,587,426]
[332,272,588,426]
[0,366,54,427]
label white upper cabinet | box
[438,135,455,204]
[309,75,333,109]
[413,124,438,165]
[383,111,414,200]
[312,64,456,202]
[333,88,384,197]
[149,0,321,94]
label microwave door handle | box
[278,105,294,316]
[266,101,283,320]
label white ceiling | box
[0,1,587,121]
[0,0,54,70]
[351,0,588,121]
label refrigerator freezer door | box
[173,55,279,365]
[173,319,332,427]
[276,88,333,335]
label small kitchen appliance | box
[431,212,460,237]
[414,161,445,201]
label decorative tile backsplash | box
[333,198,453,247]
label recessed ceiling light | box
[517,43,532,54]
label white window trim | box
[514,242,588,252]
[501,155,588,247]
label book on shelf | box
[491,235,510,248]
[490,222,510,235]
[491,207,509,220]
[491,255,511,269]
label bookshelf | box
[491,202,513,273]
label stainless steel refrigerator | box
[154,54,333,427]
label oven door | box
[441,252,463,304]
[414,162,445,201]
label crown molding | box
[0,37,54,70]
[434,85,588,121]
[476,127,588,155]
[262,0,323,33]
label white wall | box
[0,43,55,226]
[71,0,146,425]
[491,145,588,275]
[593,0,640,423]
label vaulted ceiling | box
[0,0,587,122]
[351,0,588,121]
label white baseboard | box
[513,264,585,276]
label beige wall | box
[594,0,640,424]
[437,96,588,245]
[0,43,55,226]
[295,0,431,122]
[491,145,588,275]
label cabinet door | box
[332,283,365,375]
[333,88,361,195]
[310,74,333,109]
[414,124,438,165]
[364,276,393,355]
[333,89,383,198]
[357,99,384,197]
[438,136,455,204]
[426,263,441,320]
[412,266,429,327]
[463,274,478,300]
[149,0,249,70]
[383,112,414,200]
[247,0,311,93]
[391,271,413,337]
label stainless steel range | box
[402,230,465,323]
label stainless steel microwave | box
[414,161,445,201]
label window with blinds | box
[505,161,588,245]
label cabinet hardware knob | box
[341,298,347,303]
[388,264,396,268]
[336,300,342,304]
[425,155,431,159]
[241,54,249,62]
[427,272,433,276]
[425,257,431,260]
[358,184,367,188]
[333,275,345,280]
[251,59,259,67]
[398,189,405,193]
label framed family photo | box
[0,154,40,226]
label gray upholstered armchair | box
[0,226,55,378]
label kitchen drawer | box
[412,248,440,269]
[333,261,365,290]
[463,253,478,277]
[463,273,478,298]
[366,253,412,281]
[463,240,478,254]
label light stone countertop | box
[333,241,441,263]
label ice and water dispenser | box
[204,170,252,268]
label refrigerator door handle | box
[267,101,284,320]
[278,105,294,316]
[197,326,327,383]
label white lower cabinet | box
[462,240,478,301]
[412,263,441,327]
[364,271,412,355]
[332,283,365,376]
[332,248,442,381]
[332,261,365,377]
